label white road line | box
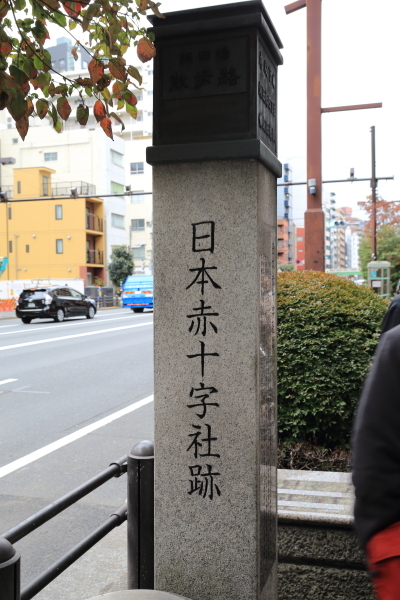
[0,321,153,352]
[0,314,152,337]
[0,395,154,479]
[0,323,19,329]
[0,379,18,386]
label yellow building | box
[0,167,105,285]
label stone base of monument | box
[277,469,374,600]
[86,591,191,600]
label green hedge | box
[277,271,387,448]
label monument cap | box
[0,538,15,564]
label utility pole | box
[285,0,382,272]
[305,0,324,271]
[370,126,377,260]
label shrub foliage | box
[277,271,387,448]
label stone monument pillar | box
[147,3,283,599]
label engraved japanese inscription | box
[257,39,277,154]
[185,221,222,500]
[162,37,248,101]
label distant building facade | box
[277,163,294,265]
[295,226,305,270]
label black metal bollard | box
[127,440,154,590]
[0,537,21,600]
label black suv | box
[16,286,97,324]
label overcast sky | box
[149,0,400,226]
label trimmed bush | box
[277,271,387,448]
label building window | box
[26,245,30,253]
[56,239,63,254]
[132,246,146,259]
[111,150,123,167]
[44,152,57,161]
[55,205,63,220]
[82,60,88,68]
[131,191,145,204]
[131,219,145,231]
[43,176,49,196]
[12,138,18,144]
[17,181,21,194]
[137,115,143,122]
[59,59,65,68]
[8,207,11,219]
[147,90,153,96]
[110,181,124,194]
[9,240,12,253]
[297,236,303,241]
[111,213,125,228]
[130,162,144,175]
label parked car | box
[16,286,97,324]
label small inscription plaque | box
[161,37,248,101]
[257,40,277,154]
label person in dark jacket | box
[352,325,400,599]
[381,295,400,335]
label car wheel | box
[86,306,96,319]
[21,317,32,324]
[54,308,65,322]
[132,308,144,313]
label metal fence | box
[52,182,96,197]
[0,440,154,600]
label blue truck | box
[122,275,153,312]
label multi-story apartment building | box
[0,42,156,277]
[295,226,305,270]
[324,193,346,270]
[339,207,363,270]
[277,163,294,265]
[0,168,105,284]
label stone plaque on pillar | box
[147,2,282,600]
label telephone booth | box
[367,261,391,298]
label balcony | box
[0,185,13,198]
[87,249,104,265]
[86,213,104,233]
[53,181,96,196]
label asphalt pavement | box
[0,308,154,599]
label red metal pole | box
[305,0,325,271]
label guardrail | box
[0,440,154,600]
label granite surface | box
[153,160,277,600]
[88,592,191,600]
[278,564,373,600]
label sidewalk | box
[0,311,16,320]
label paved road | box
[0,308,154,595]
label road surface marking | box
[0,321,153,352]
[0,323,19,329]
[0,314,153,337]
[0,379,17,386]
[12,386,50,394]
[0,394,154,479]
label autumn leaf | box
[137,38,156,63]
[16,115,29,141]
[35,72,51,91]
[110,111,125,131]
[54,120,63,133]
[74,77,93,86]
[148,0,165,19]
[125,101,137,119]
[100,117,113,140]
[123,91,137,106]
[71,46,79,61]
[26,97,34,116]
[63,1,83,17]
[138,0,147,9]
[21,58,37,79]
[112,80,125,99]
[117,99,124,110]
[0,91,8,111]
[77,104,89,125]
[36,98,49,119]
[96,74,111,91]
[57,96,72,121]
[93,99,106,121]
[88,59,104,84]
[0,36,12,56]
[127,66,142,86]
[9,95,28,122]
[109,58,127,81]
